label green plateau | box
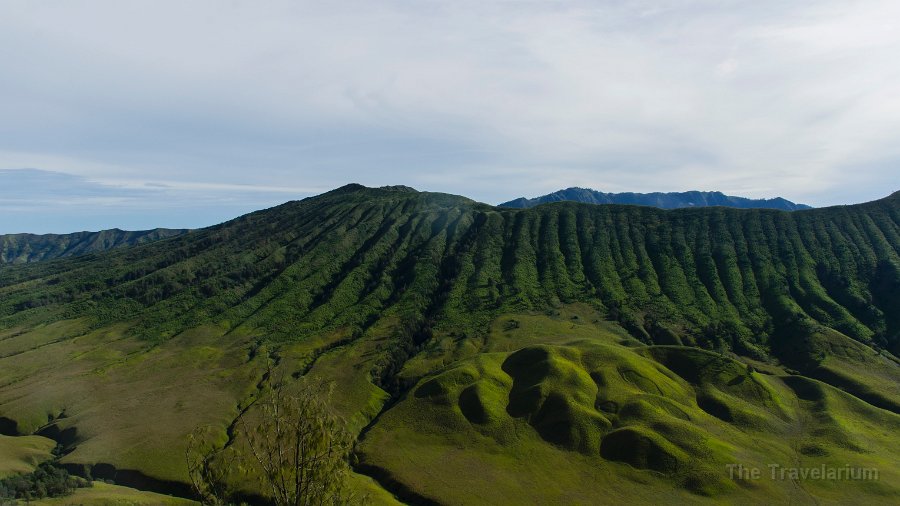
[1,184,899,505]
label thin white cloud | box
[96,178,324,194]
[0,169,314,233]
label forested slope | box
[2,185,896,357]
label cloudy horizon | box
[2,1,899,233]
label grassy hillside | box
[30,481,197,505]
[0,434,55,478]
[361,308,900,504]
[0,185,898,504]
[0,228,189,264]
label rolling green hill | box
[0,185,898,504]
[0,228,189,264]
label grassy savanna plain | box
[1,185,899,504]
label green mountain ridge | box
[0,184,899,504]
[0,228,189,264]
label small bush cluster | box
[0,462,90,503]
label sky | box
[1,0,899,233]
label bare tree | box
[238,373,356,506]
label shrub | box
[0,462,88,501]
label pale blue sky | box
[1,1,899,233]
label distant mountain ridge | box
[0,228,189,264]
[500,187,812,211]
